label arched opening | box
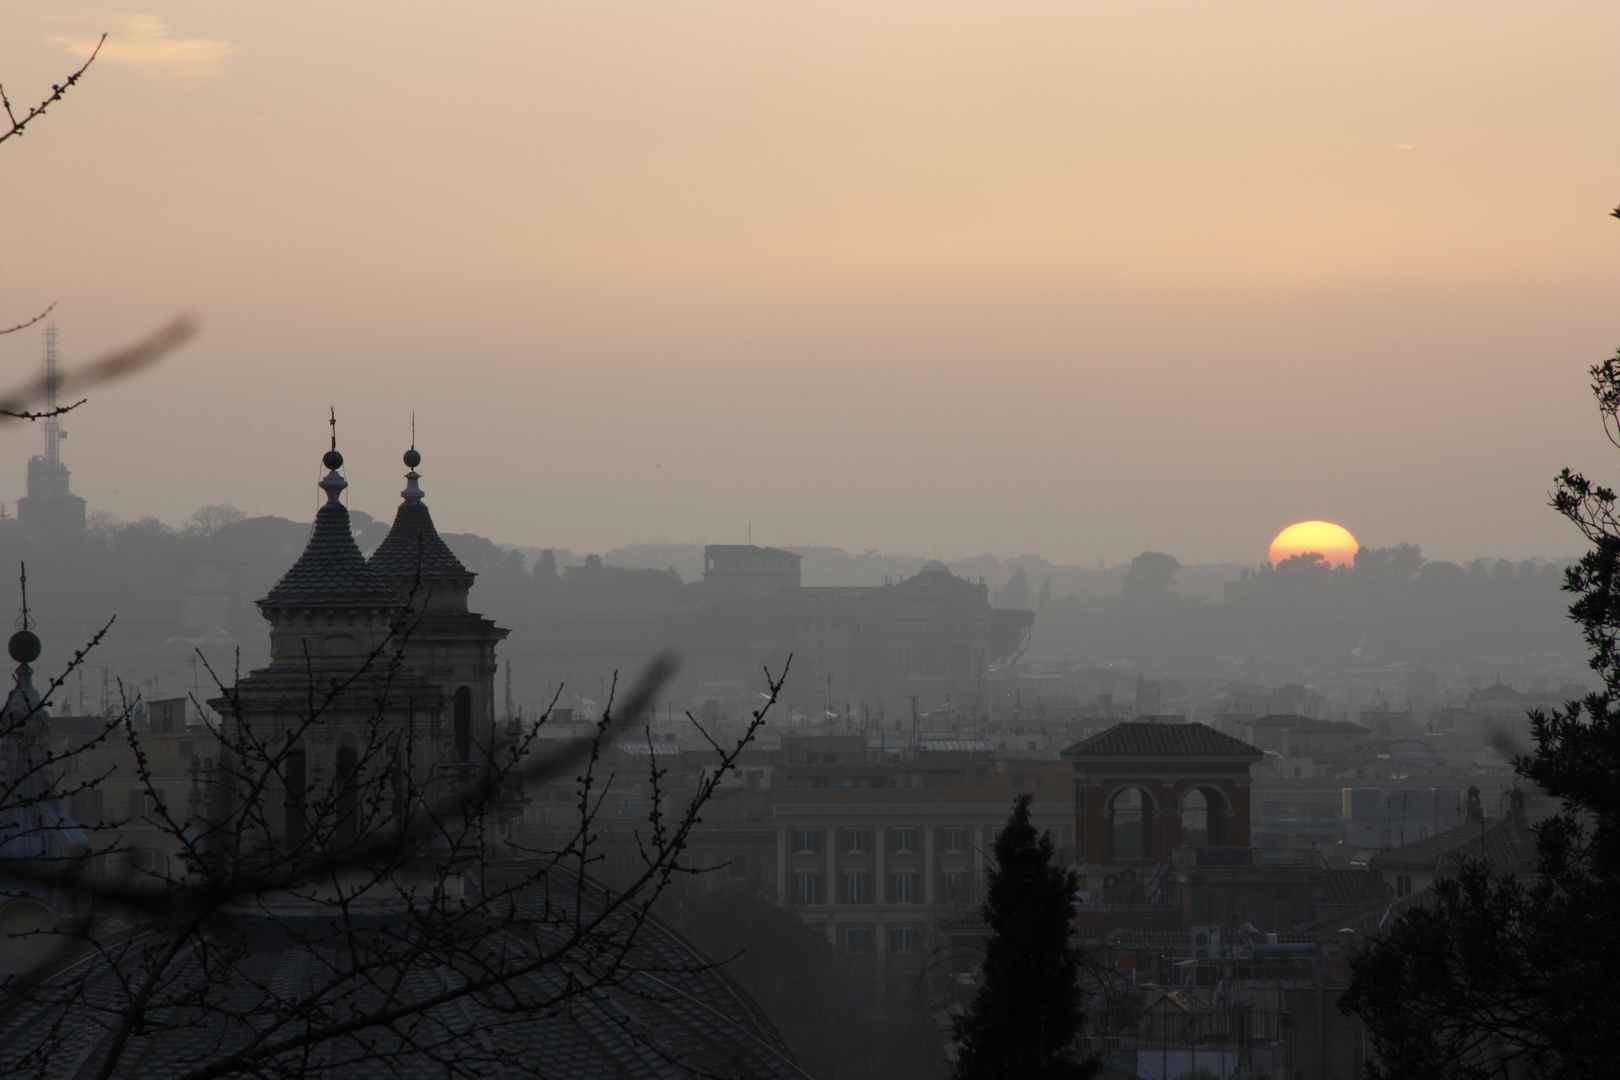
[454,687,473,765]
[283,748,307,847]
[1181,788,1209,847]
[334,744,358,850]
[1110,787,1146,860]
[1181,786,1228,847]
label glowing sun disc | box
[1269,521,1359,567]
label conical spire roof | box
[368,448,473,583]
[260,448,401,607]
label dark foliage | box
[1120,551,1179,598]
[952,795,1095,1080]
[1340,333,1620,1076]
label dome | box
[0,865,806,1079]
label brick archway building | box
[1061,723,1263,867]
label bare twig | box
[0,35,103,147]
[0,303,56,338]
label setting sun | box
[1269,521,1360,567]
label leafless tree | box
[0,570,800,1079]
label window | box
[846,928,873,954]
[128,788,166,824]
[889,828,918,854]
[889,871,919,904]
[69,788,103,824]
[792,828,822,855]
[841,871,870,904]
[941,870,969,904]
[454,686,474,764]
[793,871,822,905]
[728,854,748,880]
[284,749,307,846]
[178,740,195,760]
[889,927,917,954]
[841,828,870,854]
[939,828,970,855]
[1396,874,1414,898]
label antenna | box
[43,326,61,468]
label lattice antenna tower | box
[43,325,62,468]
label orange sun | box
[1269,520,1359,567]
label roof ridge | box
[1063,721,1264,760]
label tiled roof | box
[368,501,472,582]
[1369,817,1534,873]
[1245,715,1370,733]
[1062,722,1263,761]
[260,502,401,606]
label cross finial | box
[14,563,30,632]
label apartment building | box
[770,736,1070,971]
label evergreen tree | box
[1339,338,1620,1079]
[952,795,1096,1080]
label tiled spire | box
[260,441,400,607]
[367,446,473,585]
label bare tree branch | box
[0,35,103,147]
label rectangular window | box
[941,870,969,904]
[841,871,870,904]
[792,828,822,855]
[841,827,870,854]
[69,788,104,824]
[889,871,919,904]
[939,827,970,855]
[847,928,873,954]
[889,828,918,854]
[793,871,822,905]
[728,854,748,880]
[889,927,917,954]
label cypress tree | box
[952,794,1097,1080]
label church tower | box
[367,447,508,774]
[210,444,444,850]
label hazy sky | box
[1,2,1616,567]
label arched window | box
[334,744,358,849]
[284,748,306,846]
[454,687,473,765]
[1111,787,1145,860]
[1181,788,1209,847]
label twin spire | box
[259,423,470,609]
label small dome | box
[7,630,39,665]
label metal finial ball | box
[323,450,344,470]
[8,629,40,664]
[403,448,421,468]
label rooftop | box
[1245,715,1371,734]
[260,501,401,607]
[1062,722,1263,762]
